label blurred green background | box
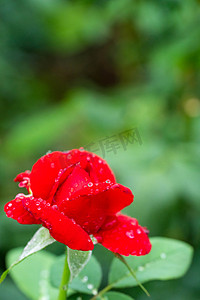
[0,0,200,299]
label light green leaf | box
[97,292,134,300]
[6,248,58,300]
[50,255,102,295]
[0,227,55,283]
[109,237,193,288]
[67,248,92,281]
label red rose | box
[4,149,151,256]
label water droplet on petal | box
[6,210,13,217]
[88,182,93,187]
[37,207,41,211]
[51,163,55,168]
[136,228,142,234]
[98,159,102,164]
[126,230,134,239]
[8,203,13,207]
[52,205,58,210]
[106,179,111,184]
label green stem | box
[57,248,70,300]
[114,253,150,297]
[90,283,114,300]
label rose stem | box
[57,248,70,300]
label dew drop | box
[126,230,134,239]
[52,205,58,210]
[136,228,142,234]
[87,284,94,290]
[81,276,88,283]
[138,266,144,272]
[51,163,55,168]
[79,147,84,151]
[67,154,72,159]
[88,182,93,187]
[98,159,102,164]
[8,203,12,207]
[160,252,166,259]
[37,207,41,211]
[92,289,98,295]
[6,210,13,217]
[105,179,111,184]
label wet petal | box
[54,165,91,205]
[57,183,133,234]
[94,214,152,256]
[30,151,72,200]
[14,170,31,190]
[22,197,94,251]
[30,150,116,200]
[4,194,40,224]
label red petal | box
[14,170,31,190]
[4,194,40,224]
[57,183,133,234]
[30,150,115,200]
[30,151,72,200]
[81,150,116,183]
[54,165,91,205]
[22,197,94,251]
[94,214,152,256]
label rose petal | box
[82,151,116,183]
[54,165,91,205]
[30,151,71,200]
[57,183,133,234]
[30,150,116,200]
[4,194,40,224]
[22,197,94,251]
[94,214,152,256]
[14,170,31,190]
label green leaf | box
[0,227,55,283]
[97,292,134,300]
[68,248,92,281]
[6,248,58,300]
[50,255,102,295]
[109,237,193,288]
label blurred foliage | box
[0,0,200,299]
